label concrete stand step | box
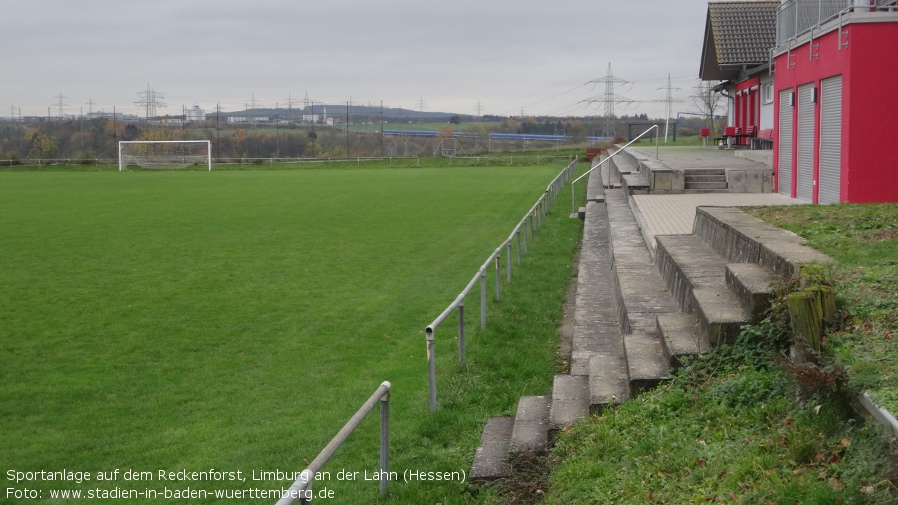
[655,234,730,313]
[509,396,551,456]
[470,416,513,481]
[656,312,710,367]
[549,375,589,431]
[693,287,750,347]
[588,352,630,407]
[725,262,780,319]
[624,332,671,395]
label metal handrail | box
[570,125,659,215]
[276,381,392,504]
[424,158,578,412]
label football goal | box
[118,140,212,171]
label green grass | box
[546,317,897,504]
[0,162,585,504]
[745,203,898,414]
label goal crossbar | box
[118,140,212,171]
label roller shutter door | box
[818,76,842,204]
[778,89,793,197]
[796,83,816,202]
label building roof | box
[700,1,779,81]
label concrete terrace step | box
[549,375,589,430]
[685,189,729,194]
[509,396,551,456]
[588,352,630,407]
[605,188,673,333]
[654,233,753,347]
[655,234,731,314]
[624,332,671,395]
[693,287,751,347]
[586,163,606,203]
[470,416,513,481]
[605,188,679,396]
[609,148,639,186]
[685,181,728,191]
[684,168,726,176]
[725,262,781,320]
[685,174,727,183]
[622,173,650,194]
[571,201,624,384]
[656,312,710,367]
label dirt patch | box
[556,247,579,374]
[489,453,552,505]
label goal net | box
[118,140,212,171]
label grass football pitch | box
[1,162,583,503]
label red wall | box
[773,20,898,203]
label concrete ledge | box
[726,169,774,193]
[734,149,773,166]
[853,392,898,437]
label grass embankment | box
[0,162,585,504]
[745,203,898,415]
[545,203,898,504]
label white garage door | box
[818,76,843,204]
[796,83,816,202]
[778,89,794,197]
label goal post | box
[118,140,212,171]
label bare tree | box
[691,81,723,133]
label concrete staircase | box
[469,160,833,482]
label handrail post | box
[457,303,465,365]
[506,242,512,284]
[480,271,487,329]
[426,330,437,412]
[494,255,501,301]
[379,388,390,497]
[517,229,523,264]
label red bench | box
[752,128,773,150]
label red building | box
[772,0,898,203]
[701,0,898,204]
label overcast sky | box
[1,0,714,119]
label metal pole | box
[426,333,437,412]
[506,242,512,284]
[494,255,501,301]
[379,391,390,497]
[529,214,535,242]
[457,304,465,365]
[517,229,523,264]
[480,271,487,329]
